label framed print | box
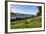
[5,1,45,33]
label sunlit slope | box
[11,16,42,29]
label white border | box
[8,2,44,32]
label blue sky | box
[10,4,39,15]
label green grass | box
[11,16,42,29]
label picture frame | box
[5,1,45,33]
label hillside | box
[11,12,35,17]
[11,16,42,29]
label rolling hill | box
[11,12,36,18]
[11,16,42,29]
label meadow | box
[11,16,42,29]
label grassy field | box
[11,16,42,29]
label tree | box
[37,6,42,16]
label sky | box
[10,4,39,15]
